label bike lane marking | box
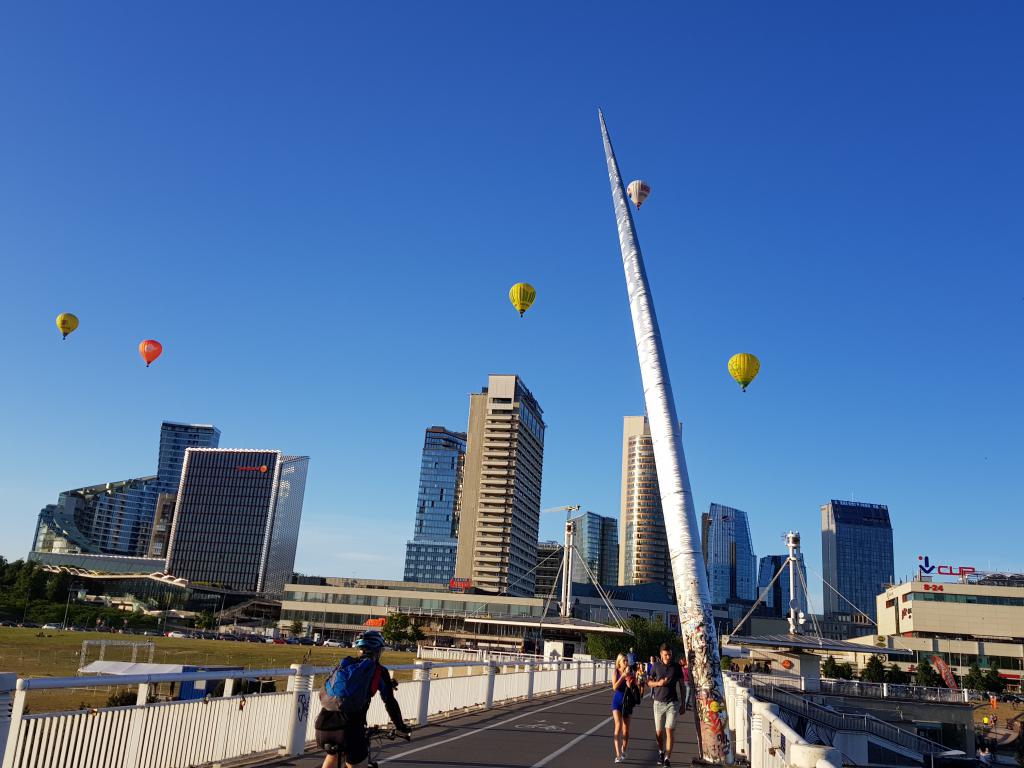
[529,715,613,767]
[377,688,606,764]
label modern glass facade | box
[165,448,309,594]
[33,422,220,557]
[756,553,808,618]
[534,540,563,598]
[702,503,758,606]
[571,511,619,587]
[403,427,466,584]
[619,416,673,594]
[821,500,894,624]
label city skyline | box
[3,4,1022,601]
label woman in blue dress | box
[611,652,637,763]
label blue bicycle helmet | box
[355,630,386,652]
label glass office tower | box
[165,448,309,594]
[756,553,808,618]
[571,511,619,587]
[404,427,467,584]
[821,500,894,625]
[32,422,220,557]
[702,503,758,606]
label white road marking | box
[378,688,606,763]
[529,715,613,767]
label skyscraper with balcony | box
[821,500,894,626]
[571,511,619,587]
[702,503,758,606]
[756,553,808,619]
[455,375,545,597]
[619,416,673,594]
[403,427,467,585]
[32,421,220,558]
[165,448,309,594]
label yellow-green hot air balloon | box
[56,313,79,339]
[508,282,536,317]
[728,353,760,392]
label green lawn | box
[0,628,415,713]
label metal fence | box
[819,677,972,704]
[0,658,613,768]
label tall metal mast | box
[599,109,732,764]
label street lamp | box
[62,584,76,630]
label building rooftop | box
[725,633,912,657]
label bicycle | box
[365,725,412,768]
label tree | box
[822,655,840,679]
[196,611,216,630]
[585,616,680,661]
[982,664,1005,694]
[289,620,304,636]
[382,613,412,646]
[886,664,910,684]
[963,663,985,691]
[836,662,855,680]
[914,657,940,687]
[45,572,72,603]
[861,655,887,683]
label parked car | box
[271,637,287,644]
[41,623,63,630]
[323,639,345,648]
[167,631,187,638]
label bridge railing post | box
[485,662,497,709]
[414,661,432,726]
[281,665,314,757]
[0,673,23,768]
[526,660,536,701]
[555,662,563,694]
[575,660,582,690]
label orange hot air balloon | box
[139,339,163,367]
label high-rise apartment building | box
[702,503,758,606]
[455,375,545,597]
[571,511,619,587]
[33,422,220,557]
[535,540,563,599]
[403,427,467,585]
[619,416,672,593]
[165,448,309,594]
[756,553,808,619]
[821,500,894,625]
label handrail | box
[750,682,948,755]
[16,658,601,691]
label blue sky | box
[2,3,1022,609]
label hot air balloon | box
[56,313,79,339]
[728,353,760,392]
[139,339,163,367]
[627,180,651,209]
[508,282,536,317]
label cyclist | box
[318,630,410,768]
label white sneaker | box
[615,756,624,764]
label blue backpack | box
[316,656,383,730]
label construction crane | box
[542,504,581,521]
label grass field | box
[0,628,415,713]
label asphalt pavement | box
[268,687,700,768]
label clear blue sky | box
[2,3,1022,609]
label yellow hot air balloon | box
[508,282,536,317]
[56,313,79,339]
[627,179,651,209]
[728,353,760,392]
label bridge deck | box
[269,688,700,768]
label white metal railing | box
[416,645,542,663]
[819,677,972,704]
[1,658,614,768]
[724,674,845,768]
